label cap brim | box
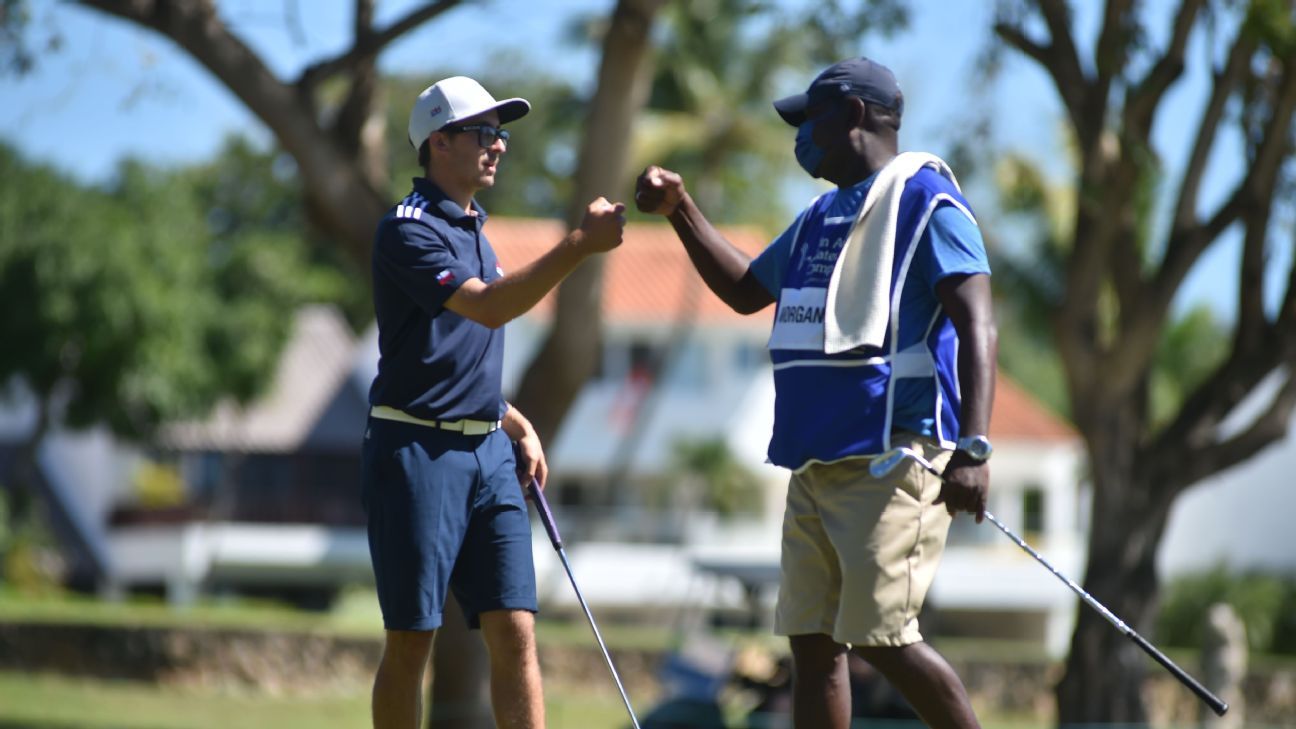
[493,98,531,125]
[773,93,808,127]
[447,97,531,127]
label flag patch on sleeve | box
[436,270,456,286]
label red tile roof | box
[990,374,1077,442]
[486,216,1076,443]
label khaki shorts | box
[773,435,953,647]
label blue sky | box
[1,0,1276,319]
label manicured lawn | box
[0,671,631,729]
[0,587,686,650]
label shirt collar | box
[412,177,488,226]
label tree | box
[991,0,1296,722]
[64,0,469,266]
[0,142,329,583]
[667,438,764,518]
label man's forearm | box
[668,194,773,314]
[451,232,593,328]
[501,402,535,442]
[957,318,997,436]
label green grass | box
[0,586,384,637]
[0,587,684,651]
[0,671,630,729]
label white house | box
[1159,372,1296,577]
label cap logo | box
[429,105,442,117]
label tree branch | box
[1123,0,1205,137]
[1234,202,1270,355]
[296,0,464,90]
[1155,370,1296,495]
[1111,46,1296,417]
[1171,23,1257,229]
[1089,0,1134,133]
[995,0,1090,141]
[74,0,395,266]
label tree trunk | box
[1056,408,1173,724]
[511,0,663,445]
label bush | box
[1158,566,1296,655]
[0,487,66,595]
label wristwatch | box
[955,435,994,462]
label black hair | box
[862,93,902,133]
[875,103,902,132]
[418,140,430,170]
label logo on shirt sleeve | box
[436,270,457,286]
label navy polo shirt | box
[368,178,506,422]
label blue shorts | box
[361,418,537,631]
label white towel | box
[823,152,960,354]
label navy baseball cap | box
[773,57,903,127]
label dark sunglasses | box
[444,124,510,148]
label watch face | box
[960,436,992,460]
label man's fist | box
[635,166,686,216]
[576,197,626,253]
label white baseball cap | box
[407,76,531,149]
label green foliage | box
[0,141,354,440]
[1,0,34,74]
[1149,306,1228,428]
[1158,567,1296,655]
[1244,0,1296,58]
[669,438,764,518]
[0,488,63,594]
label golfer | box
[364,75,626,729]
[635,57,996,729]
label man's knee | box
[789,633,848,678]
[853,641,912,664]
[382,629,436,670]
[479,609,538,662]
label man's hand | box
[934,451,989,523]
[502,403,548,490]
[514,430,548,490]
[634,166,686,216]
[574,197,626,253]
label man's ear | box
[430,130,453,152]
[844,96,868,129]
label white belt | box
[370,406,501,435]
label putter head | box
[869,448,914,479]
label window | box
[1023,486,1045,538]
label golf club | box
[526,477,642,729]
[869,446,1229,717]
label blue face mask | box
[794,119,827,178]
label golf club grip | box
[1128,631,1228,716]
[526,478,563,550]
